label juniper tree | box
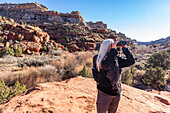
[147,51,170,70]
[142,67,166,90]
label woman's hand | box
[112,41,119,49]
[118,45,127,50]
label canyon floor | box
[0,76,169,113]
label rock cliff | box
[0,17,64,54]
[0,3,86,26]
[0,76,169,113]
[0,3,48,11]
[0,3,136,52]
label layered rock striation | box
[0,3,136,52]
[0,17,64,54]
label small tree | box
[147,51,170,70]
[0,36,4,42]
[13,45,22,57]
[130,65,137,86]
[2,47,14,56]
[66,36,69,42]
[42,45,47,51]
[13,80,26,96]
[121,65,137,85]
[121,69,132,85]
[78,65,91,78]
[64,47,68,51]
[0,26,3,31]
[142,67,166,90]
[0,79,10,103]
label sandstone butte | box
[0,76,169,113]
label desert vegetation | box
[0,3,169,106]
[121,50,170,91]
[0,50,95,103]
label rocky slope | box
[0,17,64,54]
[137,37,170,45]
[0,76,169,113]
[0,3,136,52]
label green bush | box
[79,48,83,51]
[13,80,26,96]
[42,45,47,51]
[66,36,69,42]
[0,26,2,31]
[142,67,166,90]
[0,80,26,104]
[121,65,137,85]
[64,47,68,51]
[2,17,7,20]
[147,51,170,70]
[1,46,22,57]
[55,45,58,50]
[78,65,91,78]
[53,22,57,25]
[13,45,22,57]
[0,36,4,42]
[0,79,10,103]
[121,69,132,85]
[1,47,15,56]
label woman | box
[93,39,135,113]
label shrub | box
[79,48,83,51]
[130,65,137,85]
[1,46,22,57]
[55,45,58,50]
[66,29,69,33]
[0,26,2,31]
[78,65,91,78]
[53,22,57,25]
[121,69,132,85]
[142,67,166,90]
[48,50,62,56]
[12,80,26,96]
[0,80,26,104]
[66,36,69,42]
[121,65,137,85]
[1,47,14,56]
[42,46,47,51]
[21,59,45,67]
[13,45,22,57]
[0,36,4,42]
[16,65,59,88]
[2,17,7,20]
[64,47,68,51]
[147,51,170,70]
[1,55,17,64]
[0,79,10,103]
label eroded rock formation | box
[0,76,169,113]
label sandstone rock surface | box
[0,76,169,113]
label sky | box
[0,0,170,42]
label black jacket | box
[93,47,135,96]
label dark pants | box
[96,90,120,113]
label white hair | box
[96,39,114,71]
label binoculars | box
[116,40,127,46]
[116,40,127,51]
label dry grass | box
[0,51,95,88]
[51,50,94,79]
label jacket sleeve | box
[101,48,118,70]
[93,55,97,67]
[118,47,135,68]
